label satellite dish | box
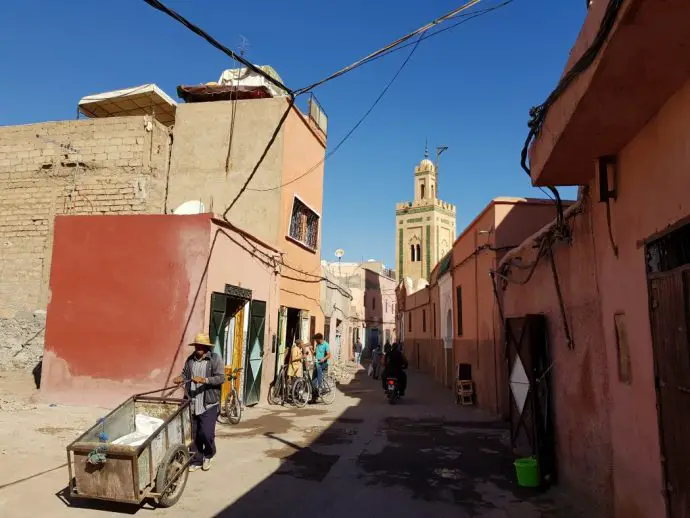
[173,200,206,215]
[335,249,344,259]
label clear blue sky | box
[1,0,583,268]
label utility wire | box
[294,0,483,95]
[248,2,512,192]
[249,34,425,193]
[142,0,292,95]
[222,96,296,217]
[520,0,624,223]
[345,1,513,67]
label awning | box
[176,84,273,103]
[78,84,177,126]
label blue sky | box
[1,0,583,267]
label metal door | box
[649,268,690,517]
[505,314,555,485]
[243,300,266,406]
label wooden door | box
[649,268,690,517]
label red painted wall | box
[42,214,210,406]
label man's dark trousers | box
[191,405,218,465]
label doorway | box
[646,222,690,516]
[209,285,252,405]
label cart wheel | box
[156,444,189,508]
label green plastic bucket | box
[514,457,540,487]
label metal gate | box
[243,300,266,406]
[505,314,555,485]
[647,222,690,517]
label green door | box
[243,300,266,406]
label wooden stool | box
[455,379,474,406]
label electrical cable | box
[341,1,514,68]
[248,33,425,193]
[141,0,292,95]
[520,0,624,223]
[222,96,296,217]
[294,0,483,95]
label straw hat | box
[189,333,213,347]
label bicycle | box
[268,364,292,406]
[217,367,243,425]
[292,360,336,407]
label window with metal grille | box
[646,221,690,274]
[456,286,464,336]
[289,197,319,250]
[422,309,426,332]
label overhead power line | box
[249,34,425,193]
[141,0,292,95]
[249,1,514,193]
[294,0,483,95]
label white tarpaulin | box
[217,65,287,98]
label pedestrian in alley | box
[173,332,225,472]
[312,333,332,400]
[287,339,304,381]
[370,343,382,379]
[353,338,363,365]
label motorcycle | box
[385,377,401,404]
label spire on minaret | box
[424,139,429,159]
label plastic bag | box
[367,364,373,377]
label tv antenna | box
[435,145,448,190]
[239,35,250,57]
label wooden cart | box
[66,388,193,507]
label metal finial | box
[424,139,429,159]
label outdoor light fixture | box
[596,156,617,202]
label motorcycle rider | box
[382,342,408,396]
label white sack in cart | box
[111,414,164,447]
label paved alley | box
[0,367,591,518]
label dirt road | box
[0,367,590,517]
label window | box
[422,309,426,332]
[385,300,388,313]
[433,303,436,337]
[410,244,415,262]
[456,286,464,336]
[373,297,376,310]
[288,197,319,250]
[421,183,426,199]
[408,312,412,332]
[416,244,421,262]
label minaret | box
[414,144,437,201]
[395,144,457,283]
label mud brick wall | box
[0,116,171,369]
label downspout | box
[163,129,173,214]
[474,230,480,369]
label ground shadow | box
[209,365,579,518]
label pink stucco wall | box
[204,220,280,402]
[42,214,280,408]
[500,198,613,512]
[501,77,690,518]
[588,77,690,518]
[42,214,210,406]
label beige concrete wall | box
[278,106,326,332]
[167,98,286,246]
[0,116,170,320]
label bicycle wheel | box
[226,389,242,424]
[268,380,283,406]
[292,378,311,408]
[320,377,336,405]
